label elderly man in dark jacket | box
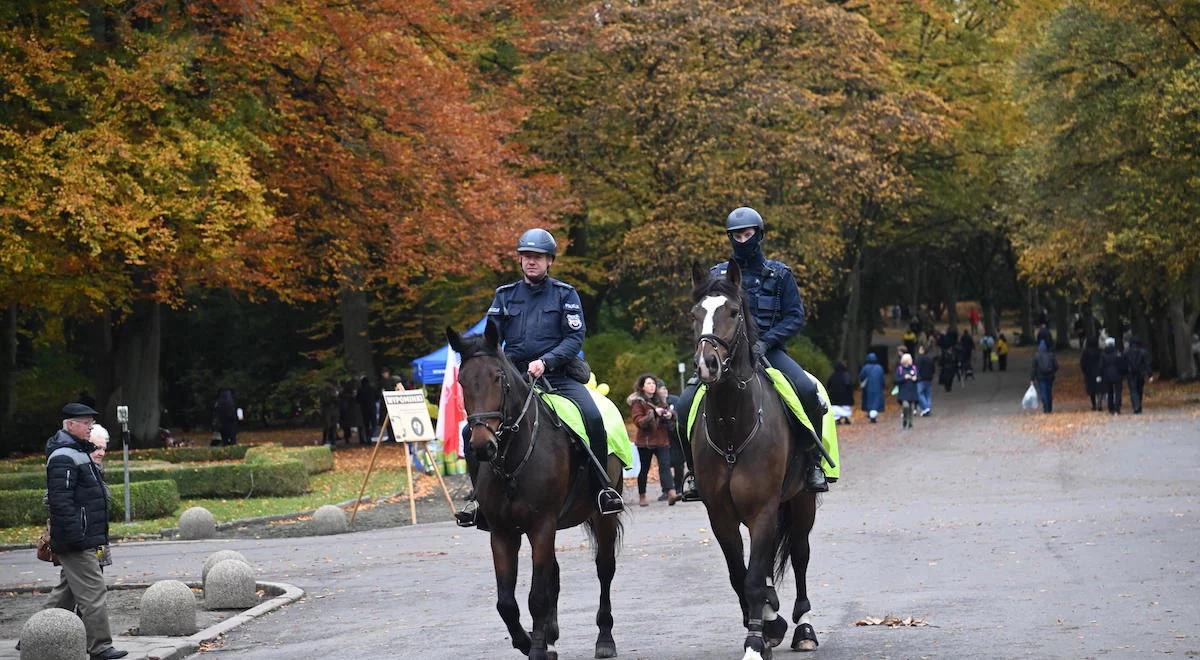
[43,403,127,660]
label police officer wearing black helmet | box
[676,207,829,499]
[456,229,623,527]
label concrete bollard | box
[178,506,217,540]
[139,580,197,636]
[310,505,348,535]
[202,550,249,585]
[19,608,86,660]
[204,559,258,609]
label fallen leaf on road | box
[855,615,928,627]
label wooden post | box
[350,418,390,526]
[405,439,417,525]
[422,445,457,515]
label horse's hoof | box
[791,623,819,652]
[546,647,558,660]
[595,641,618,658]
[513,634,532,656]
[764,616,788,647]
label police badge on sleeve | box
[567,313,582,330]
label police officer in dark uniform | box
[456,229,623,527]
[677,207,829,499]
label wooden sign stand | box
[349,407,458,527]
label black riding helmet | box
[725,207,764,234]
[516,228,557,257]
[725,207,765,263]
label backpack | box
[1035,351,1057,376]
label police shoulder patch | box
[563,302,581,311]
[566,313,583,330]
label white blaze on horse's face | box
[697,295,730,382]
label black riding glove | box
[752,340,768,362]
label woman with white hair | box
[895,353,920,429]
[1099,337,1128,415]
[90,424,110,466]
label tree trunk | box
[981,275,997,337]
[1053,292,1072,351]
[1103,297,1124,350]
[837,248,863,366]
[1151,307,1176,378]
[1019,285,1034,345]
[105,301,162,447]
[0,305,16,451]
[340,284,376,380]
[1168,298,1196,381]
[944,276,959,332]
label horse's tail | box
[773,501,793,584]
[583,511,625,558]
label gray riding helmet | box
[517,228,557,257]
[725,207,764,233]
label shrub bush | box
[129,446,250,462]
[0,460,308,498]
[244,445,333,474]
[0,480,180,526]
[787,335,834,385]
[585,331,682,411]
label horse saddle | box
[537,390,633,468]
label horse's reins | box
[466,369,541,489]
[697,307,764,464]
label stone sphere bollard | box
[178,506,216,540]
[139,579,197,636]
[204,559,258,609]
[202,550,249,585]
[310,505,348,535]
[19,608,86,660]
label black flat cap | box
[62,402,100,419]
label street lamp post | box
[116,406,131,523]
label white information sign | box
[382,390,436,443]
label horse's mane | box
[455,333,526,386]
[692,270,760,349]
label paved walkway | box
[2,347,1197,658]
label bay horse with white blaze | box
[689,261,821,659]
[447,322,625,660]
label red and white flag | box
[436,346,466,457]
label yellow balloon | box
[587,373,598,389]
[596,383,610,396]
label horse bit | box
[465,369,541,492]
[697,311,764,464]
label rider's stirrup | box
[597,488,624,515]
[681,473,702,502]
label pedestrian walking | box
[958,332,975,381]
[1100,337,1128,415]
[1080,337,1104,411]
[858,352,886,423]
[628,375,679,506]
[338,378,360,444]
[355,376,376,444]
[979,332,996,372]
[969,306,981,336]
[915,344,935,416]
[938,345,958,392]
[43,403,128,660]
[902,327,917,355]
[319,381,339,446]
[826,361,855,425]
[213,388,238,446]
[996,334,1009,371]
[658,381,687,498]
[1125,337,1151,414]
[1031,341,1059,414]
[1036,323,1054,349]
[895,353,920,429]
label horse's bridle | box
[465,366,541,485]
[697,301,749,387]
[695,297,763,464]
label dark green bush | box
[0,479,181,526]
[786,335,834,385]
[244,445,333,474]
[129,446,250,462]
[0,460,308,498]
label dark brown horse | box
[447,322,625,660]
[689,261,821,659]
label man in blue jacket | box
[678,207,829,499]
[456,229,623,528]
[43,403,127,660]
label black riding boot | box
[675,380,702,502]
[791,375,830,493]
[454,430,490,530]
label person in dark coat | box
[1080,337,1104,411]
[319,381,340,446]
[938,345,958,392]
[355,376,376,444]
[338,378,360,443]
[1099,337,1128,415]
[826,361,856,425]
[44,403,127,660]
[213,388,238,446]
[1036,323,1054,349]
[915,344,935,416]
[627,375,678,506]
[658,380,686,498]
[858,352,886,423]
[1031,341,1059,414]
[895,353,920,429]
[958,332,975,380]
[1125,337,1151,414]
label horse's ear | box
[484,318,500,348]
[446,326,463,352]
[691,261,707,289]
[726,259,742,289]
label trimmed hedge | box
[244,445,333,475]
[129,446,250,462]
[0,460,308,498]
[0,479,180,526]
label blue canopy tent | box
[410,318,488,386]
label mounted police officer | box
[677,207,829,500]
[456,229,623,527]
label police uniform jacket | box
[487,277,585,372]
[711,258,805,349]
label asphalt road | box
[3,347,1197,659]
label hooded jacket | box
[627,393,670,449]
[45,429,109,553]
[858,353,886,412]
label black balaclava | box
[729,228,765,268]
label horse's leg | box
[591,516,619,659]
[788,494,819,652]
[708,506,750,629]
[526,521,557,660]
[491,530,531,656]
[546,557,561,660]
[741,503,781,660]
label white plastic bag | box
[1021,384,1039,410]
